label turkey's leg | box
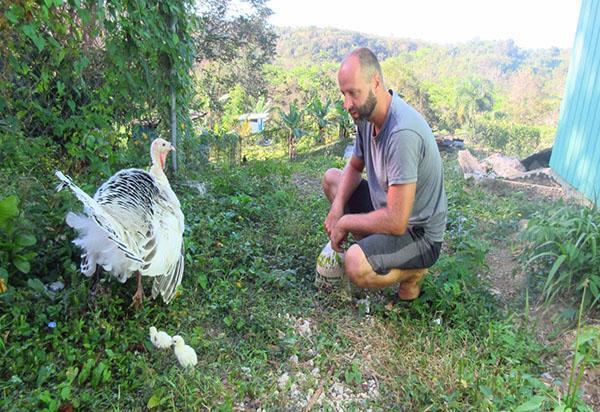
[88,266,104,304]
[130,271,143,308]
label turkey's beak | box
[170,145,176,152]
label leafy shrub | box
[278,103,306,159]
[1,1,196,148]
[410,236,495,330]
[0,195,36,294]
[471,119,542,157]
[522,205,600,309]
[192,128,242,166]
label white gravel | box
[272,312,381,410]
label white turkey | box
[55,138,184,307]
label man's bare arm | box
[325,155,364,250]
[338,182,416,236]
[330,155,364,212]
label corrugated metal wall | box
[550,0,600,205]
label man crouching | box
[323,47,447,300]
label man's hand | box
[329,215,349,252]
[324,205,344,239]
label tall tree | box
[193,0,277,128]
[455,77,494,128]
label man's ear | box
[372,73,382,91]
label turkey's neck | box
[150,149,168,184]
[150,163,168,184]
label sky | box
[267,0,581,49]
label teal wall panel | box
[550,0,600,204]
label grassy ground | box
[0,139,593,411]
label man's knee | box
[344,244,369,288]
[322,168,342,198]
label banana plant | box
[307,95,332,144]
[251,96,272,116]
[278,104,305,159]
[332,100,354,140]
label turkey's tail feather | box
[56,170,143,265]
[151,246,185,304]
[55,171,96,207]
[66,213,106,277]
[80,253,96,277]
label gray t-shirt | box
[354,91,447,242]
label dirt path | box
[485,242,524,303]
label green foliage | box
[0,146,594,409]
[328,100,353,141]
[192,1,277,130]
[278,104,305,159]
[382,58,439,127]
[274,28,568,139]
[250,95,272,115]
[426,78,462,133]
[221,84,249,132]
[0,195,36,292]
[562,286,600,410]
[408,163,498,329]
[1,0,197,153]
[275,26,422,64]
[192,128,241,166]
[1,0,277,183]
[471,118,543,157]
[306,95,332,143]
[412,238,494,329]
[523,205,600,310]
[344,361,362,386]
[263,62,339,112]
[455,77,495,127]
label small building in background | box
[550,0,600,205]
[238,112,269,134]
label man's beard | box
[354,90,377,121]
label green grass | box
[0,140,595,411]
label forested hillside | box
[275,26,569,91]
[275,27,424,64]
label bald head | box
[338,47,390,126]
[341,47,384,85]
